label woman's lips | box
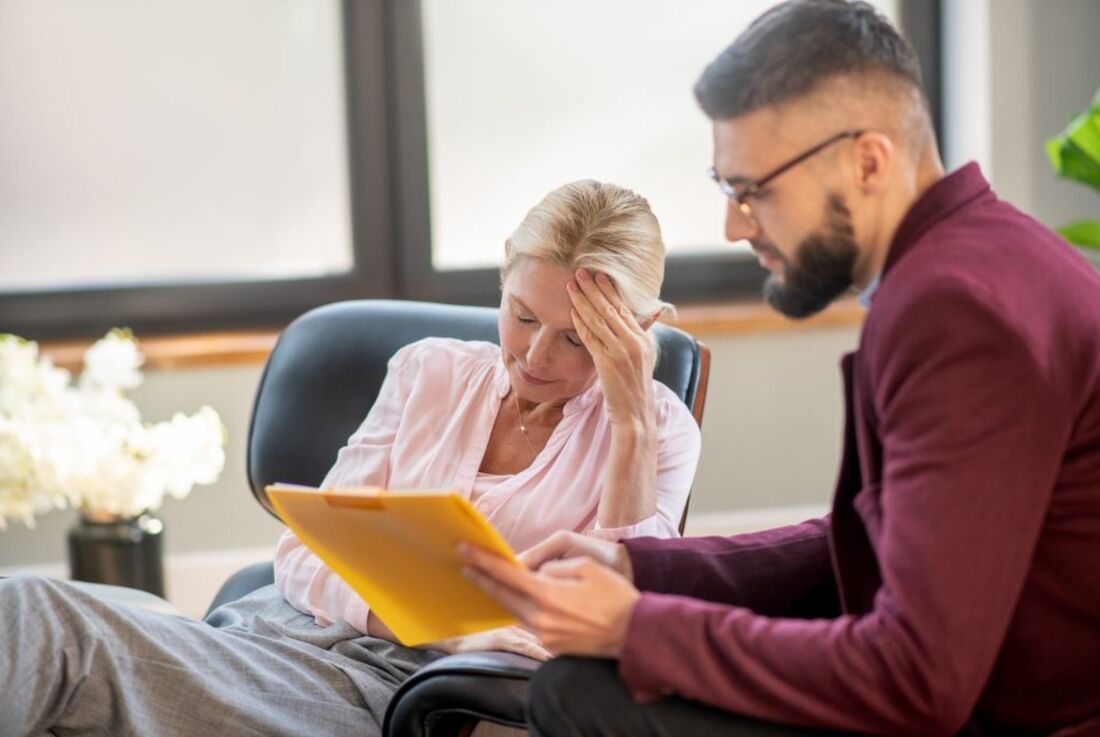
[517,366,553,386]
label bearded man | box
[463,1,1100,735]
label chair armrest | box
[383,651,542,737]
[204,560,275,618]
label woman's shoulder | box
[390,337,501,380]
[650,380,700,439]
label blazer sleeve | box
[623,517,837,616]
[618,287,1067,736]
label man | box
[460,1,1100,735]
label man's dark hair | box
[695,0,926,121]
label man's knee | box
[528,657,624,736]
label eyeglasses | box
[707,129,865,225]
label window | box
[0,0,939,340]
[392,0,935,306]
[0,0,394,339]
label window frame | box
[1,0,941,340]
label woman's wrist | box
[608,406,657,438]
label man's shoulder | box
[870,204,1100,343]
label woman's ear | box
[638,311,663,332]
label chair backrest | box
[247,300,710,527]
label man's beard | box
[759,194,858,319]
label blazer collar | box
[881,161,992,278]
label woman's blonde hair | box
[500,180,673,320]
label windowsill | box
[39,298,864,371]
[668,297,864,337]
[41,331,280,373]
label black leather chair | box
[206,298,711,735]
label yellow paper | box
[266,483,520,645]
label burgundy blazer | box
[619,164,1100,737]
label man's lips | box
[517,366,553,385]
[756,251,783,270]
[750,243,784,271]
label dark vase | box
[67,512,165,597]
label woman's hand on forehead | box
[567,268,656,425]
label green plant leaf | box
[1058,219,1100,249]
[1046,87,1100,195]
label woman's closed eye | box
[514,313,583,348]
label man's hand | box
[459,542,640,658]
[520,530,634,582]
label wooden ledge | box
[39,299,864,372]
[41,331,279,373]
[664,297,865,337]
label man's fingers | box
[539,556,593,579]
[519,532,572,570]
[462,566,537,622]
[460,544,539,594]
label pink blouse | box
[274,337,701,631]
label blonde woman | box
[0,180,701,737]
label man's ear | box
[852,130,894,194]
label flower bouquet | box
[0,329,226,529]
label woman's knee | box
[1,575,65,607]
[1,576,96,638]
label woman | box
[0,180,700,737]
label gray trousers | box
[0,575,440,737]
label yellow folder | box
[266,483,520,645]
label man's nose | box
[725,200,761,242]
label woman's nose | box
[526,332,552,368]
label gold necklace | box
[513,392,539,458]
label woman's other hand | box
[426,625,553,661]
[567,269,657,428]
[519,531,633,582]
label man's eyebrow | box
[718,172,753,186]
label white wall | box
[945,0,1100,226]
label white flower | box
[0,330,227,528]
[79,328,144,393]
[0,335,72,423]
